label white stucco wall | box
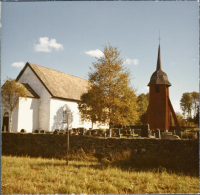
[50,98,108,131]
[50,98,83,131]
[18,97,39,133]
[18,66,51,130]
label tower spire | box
[157,31,161,70]
[156,44,162,70]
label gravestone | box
[141,124,150,138]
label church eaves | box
[148,44,171,86]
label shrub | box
[40,130,46,134]
[35,130,40,133]
[53,130,60,134]
[188,133,197,140]
[182,132,188,139]
[99,128,106,135]
[20,129,26,133]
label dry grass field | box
[2,155,199,194]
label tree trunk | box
[9,110,13,132]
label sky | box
[1,1,199,115]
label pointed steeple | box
[147,43,171,87]
[156,44,162,71]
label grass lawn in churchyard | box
[2,155,199,194]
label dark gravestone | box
[155,129,161,138]
[141,124,150,138]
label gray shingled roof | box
[148,45,171,86]
[16,62,89,101]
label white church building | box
[1,62,108,132]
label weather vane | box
[159,30,161,44]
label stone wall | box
[2,133,199,170]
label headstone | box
[141,124,150,138]
[155,129,161,138]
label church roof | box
[20,83,40,98]
[16,62,89,101]
[148,45,171,86]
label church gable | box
[16,62,89,101]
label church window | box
[156,86,160,93]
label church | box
[1,62,108,132]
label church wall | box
[18,66,51,131]
[50,98,109,131]
[18,97,39,133]
[50,98,93,131]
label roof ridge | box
[28,62,88,82]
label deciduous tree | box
[78,43,139,129]
[1,78,28,132]
[180,93,192,117]
[136,93,149,124]
[191,92,199,117]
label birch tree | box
[78,43,139,129]
[1,78,28,132]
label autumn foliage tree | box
[180,93,192,117]
[78,44,139,129]
[136,93,149,124]
[1,78,28,132]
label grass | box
[2,155,199,194]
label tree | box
[191,92,199,117]
[78,43,139,129]
[136,93,149,124]
[180,93,192,117]
[175,112,183,125]
[194,107,199,126]
[1,78,28,132]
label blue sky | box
[1,1,199,114]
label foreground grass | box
[2,155,199,194]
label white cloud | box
[85,49,104,58]
[34,37,64,52]
[11,62,25,68]
[124,58,139,65]
[140,86,149,93]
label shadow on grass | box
[33,158,199,178]
[4,153,199,177]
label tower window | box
[156,86,160,93]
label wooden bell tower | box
[144,44,181,130]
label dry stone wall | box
[2,133,199,170]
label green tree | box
[137,93,149,124]
[175,112,183,125]
[78,43,139,129]
[180,93,192,117]
[191,92,199,117]
[1,78,28,132]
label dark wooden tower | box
[144,44,181,130]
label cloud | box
[34,37,64,52]
[140,86,149,93]
[11,62,25,68]
[124,58,139,65]
[85,49,104,58]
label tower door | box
[2,117,9,132]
